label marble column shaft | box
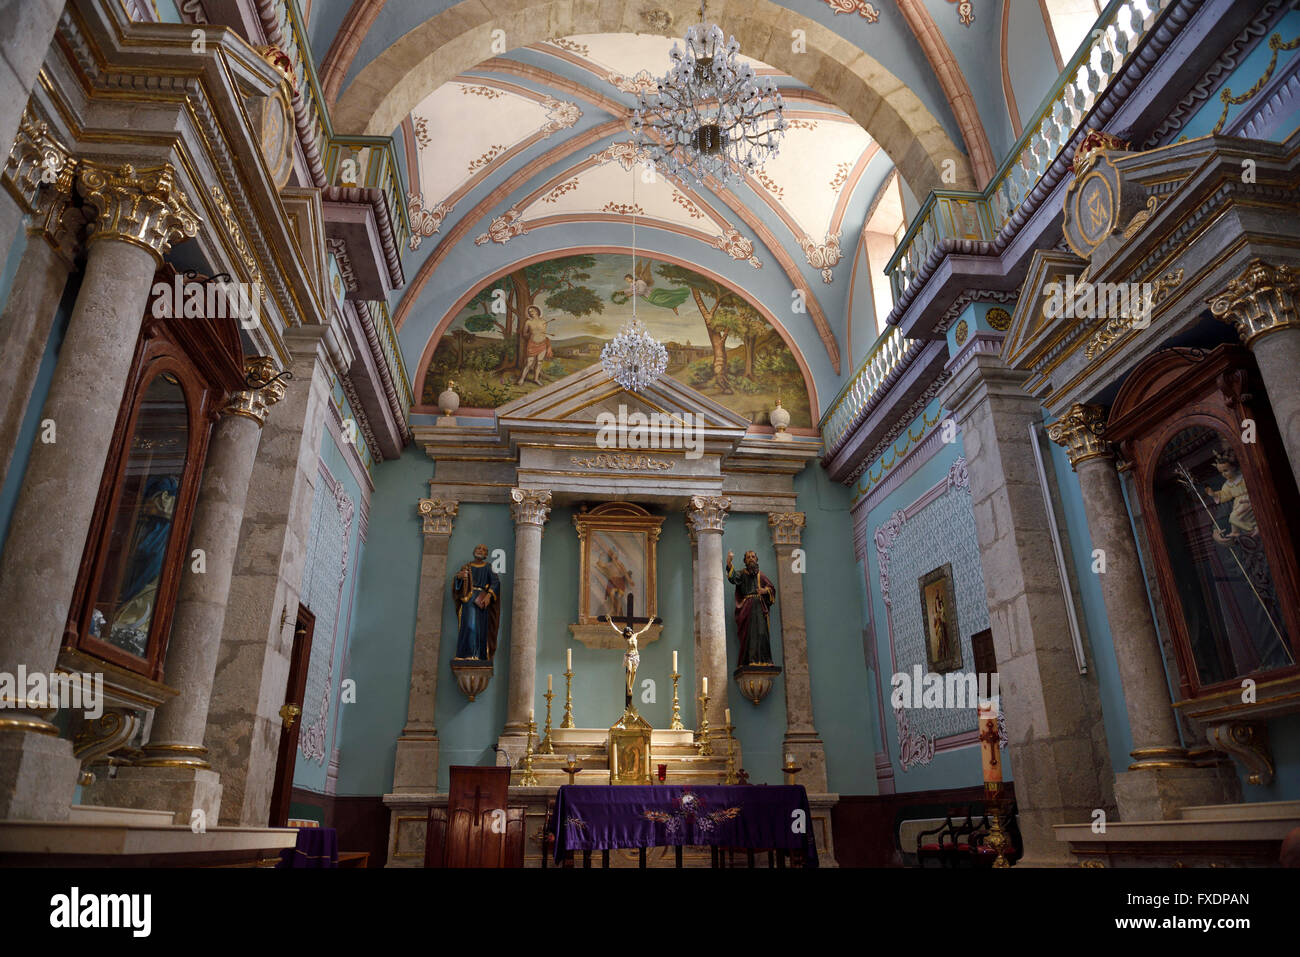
[769,512,828,791]
[206,328,332,826]
[394,498,457,790]
[503,489,550,744]
[942,351,1113,864]
[1209,260,1300,489]
[0,192,81,485]
[686,496,731,732]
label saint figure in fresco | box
[453,544,501,660]
[726,549,776,666]
[517,305,553,386]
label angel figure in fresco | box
[516,305,554,386]
[610,260,689,313]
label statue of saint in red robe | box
[726,549,776,666]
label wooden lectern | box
[425,765,525,867]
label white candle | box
[529,707,534,723]
[673,650,678,672]
[567,648,572,670]
[785,753,794,766]
[725,707,731,725]
[567,754,576,764]
[547,673,552,692]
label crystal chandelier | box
[632,7,786,184]
[601,175,669,392]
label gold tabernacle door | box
[609,710,653,785]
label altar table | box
[547,785,818,867]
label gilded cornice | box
[1045,403,1111,470]
[417,497,459,536]
[1208,259,1300,347]
[77,160,200,261]
[768,511,806,547]
[3,106,75,215]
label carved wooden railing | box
[369,297,415,415]
[884,0,1171,303]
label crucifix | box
[598,594,661,712]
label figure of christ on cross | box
[598,595,662,713]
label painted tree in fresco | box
[655,264,743,394]
[714,303,776,378]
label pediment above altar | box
[414,364,820,510]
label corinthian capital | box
[510,488,552,526]
[3,106,74,215]
[1208,259,1300,347]
[1046,403,1111,469]
[78,160,201,261]
[686,495,731,534]
[223,356,286,427]
[417,498,459,536]
[768,511,806,547]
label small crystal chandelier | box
[632,3,786,184]
[601,174,669,392]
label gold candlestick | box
[561,668,575,729]
[518,718,539,786]
[781,760,802,786]
[984,782,1012,868]
[722,722,739,784]
[696,689,713,756]
[669,671,685,730]
[541,690,555,753]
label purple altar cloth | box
[276,826,338,868]
[548,785,817,866]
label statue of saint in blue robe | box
[453,549,501,660]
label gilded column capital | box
[1208,259,1300,347]
[77,160,200,262]
[685,494,731,534]
[768,511,806,547]
[510,488,552,527]
[417,498,459,536]
[222,356,286,426]
[2,106,74,215]
[1046,403,1112,470]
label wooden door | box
[269,604,315,828]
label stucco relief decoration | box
[608,70,658,95]
[468,144,507,174]
[474,206,527,246]
[671,190,706,219]
[949,0,975,27]
[874,457,986,749]
[298,469,354,766]
[547,37,590,56]
[571,453,673,471]
[714,226,763,269]
[541,97,582,134]
[408,192,452,250]
[461,85,505,100]
[590,141,646,171]
[801,232,842,283]
[895,706,936,769]
[542,178,580,204]
[825,0,881,22]
[603,202,645,216]
[411,115,431,148]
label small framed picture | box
[919,563,962,673]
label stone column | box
[393,497,458,791]
[1209,260,1300,489]
[1049,404,1238,820]
[82,359,287,822]
[686,495,731,732]
[0,112,81,483]
[0,160,198,822]
[768,511,828,791]
[502,488,551,755]
[941,349,1113,865]
[206,326,333,826]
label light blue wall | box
[333,443,872,795]
[1004,0,1063,136]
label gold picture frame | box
[574,502,663,624]
[919,563,962,674]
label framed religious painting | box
[571,503,664,648]
[919,563,962,673]
[1107,345,1300,701]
